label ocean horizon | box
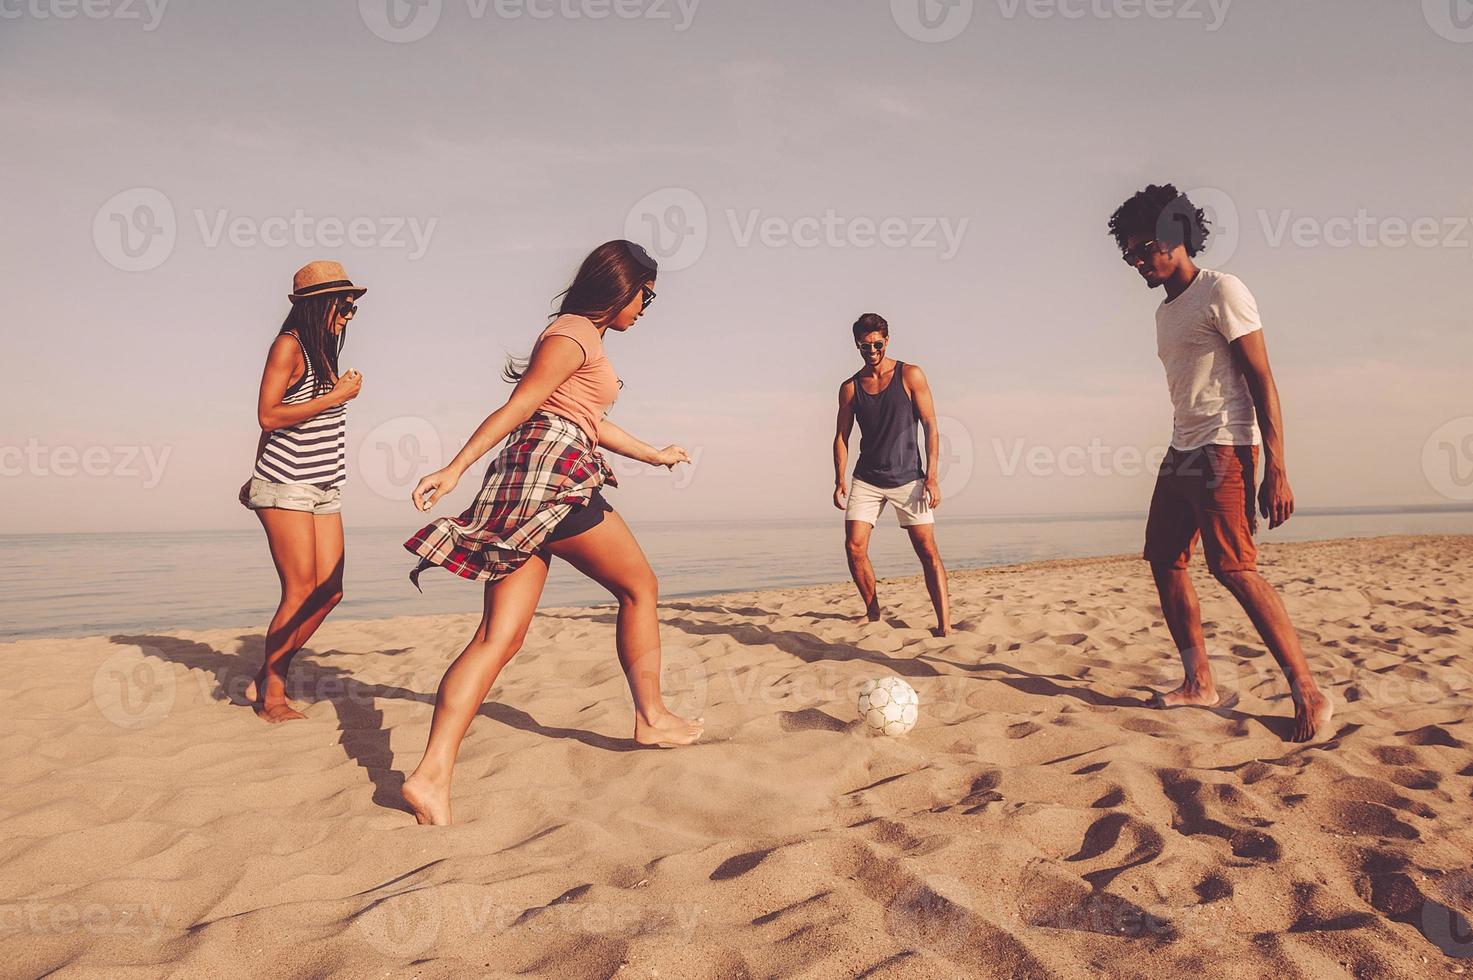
[4,504,1470,641]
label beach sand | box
[2,535,1471,978]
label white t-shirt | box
[1156,268,1263,450]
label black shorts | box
[545,488,612,544]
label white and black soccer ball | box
[857,676,920,736]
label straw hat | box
[288,260,367,303]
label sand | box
[1,534,1471,979]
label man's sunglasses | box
[641,284,657,309]
[1121,239,1170,265]
[857,341,886,352]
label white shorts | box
[845,477,934,527]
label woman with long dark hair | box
[401,240,701,825]
[239,261,365,722]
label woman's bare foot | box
[931,625,951,638]
[255,701,307,723]
[401,772,452,826]
[244,679,258,703]
[634,711,705,747]
[1154,683,1220,708]
[1289,689,1334,743]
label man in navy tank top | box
[833,313,951,636]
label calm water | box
[2,508,1470,640]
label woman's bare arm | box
[412,336,583,510]
[598,419,656,465]
[255,335,359,431]
[598,418,690,469]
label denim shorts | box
[240,477,342,515]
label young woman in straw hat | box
[401,240,702,826]
[239,261,366,722]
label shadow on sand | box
[107,633,641,814]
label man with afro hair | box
[1109,183,1332,742]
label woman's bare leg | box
[401,553,550,826]
[252,509,343,722]
[545,512,704,747]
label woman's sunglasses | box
[641,284,657,309]
[857,341,886,352]
[336,300,358,318]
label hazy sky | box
[2,0,1471,533]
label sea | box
[2,507,1469,641]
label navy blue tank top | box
[852,361,925,489]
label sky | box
[2,0,1471,533]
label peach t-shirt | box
[535,314,619,445]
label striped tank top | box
[252,333,347,489]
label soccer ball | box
[857,677,920,736]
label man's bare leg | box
[1150,562,1219,707]
[1214,568,1333,742]
[845,520,881,622]
[906,524,950,636]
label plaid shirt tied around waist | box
[405,411,616,588]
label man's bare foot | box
[634,711,705,747]
[1154,683,1220,708]
[931,625,950,638]
[1289,688,1334,743]
[255,701,307,723]
[244,679,258,703]
[401,773,452,826]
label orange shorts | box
[1143,445,1259,574]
